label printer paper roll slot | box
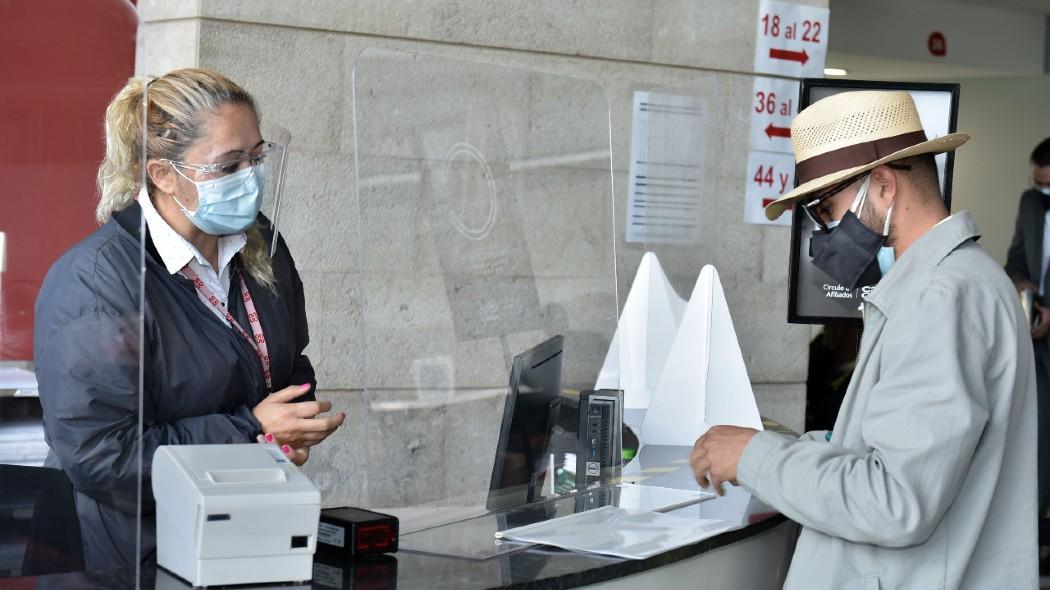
[206,468,288,484]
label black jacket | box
[34,203,315,570]
[1006,188,1047,291]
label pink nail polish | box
[281,444,291,454]
[265,433,274,443]
[300,383,311,390]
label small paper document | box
[597,254,762,446]
[615,482,714,512]
[625,92,708,245]
[496,506,738,560]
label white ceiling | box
[828,0,1049,80]
[940,0,1050,14]
[825,52,1026,81]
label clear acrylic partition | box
[0,1,143,580]
[349,48,625,556]
[609,76,726,435]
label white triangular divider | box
[640,265,762,446]
[595,253,685,409]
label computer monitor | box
[487,335,565,511]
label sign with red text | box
[744,150,794,227]
[754,0,830,78]
[749,77,800,155]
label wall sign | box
[744,151,795,227]
[749,77,800,155]
[745,78,799,226]
[754,0,830,78]
[625,91,710,245]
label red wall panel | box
[0,0,137,360]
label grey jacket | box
[739,212,1038,589]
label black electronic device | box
[575,389,623,491]
[317,507,399,560]
[487,335,565,511]
[312,553,397,590]
[574,484,622,513]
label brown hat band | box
[795,130,928,185]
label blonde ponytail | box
[95,69,276,291]
[244,227,277,291]
[96,77,148,225]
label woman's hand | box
[256,434,310,466]
[252,383,346,448]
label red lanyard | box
[179,265,272,391]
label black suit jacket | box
[1006,188,1048,290]
[1006,189,1050,354]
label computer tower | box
[575,389,623,491]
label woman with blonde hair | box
[33,68,344,569]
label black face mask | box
[809,210,885,289]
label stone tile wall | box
[138,0,824,509]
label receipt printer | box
[152,444,321,587]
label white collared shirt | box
[138,188,248,326]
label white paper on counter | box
[595,252,685,410]
[640,265,762,445]
[616,483,714,512]
[496,506,738,560]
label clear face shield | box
[259,126,291,257]
[163,125,290,256]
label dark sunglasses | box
[801,163,912,230]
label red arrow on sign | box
[769,48,809,65]
[765,123,791,139]
[762,198,777,207]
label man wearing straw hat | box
[690,91,1037,588]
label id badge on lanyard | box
[180,265,272,391]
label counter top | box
[16,512,788,590]
[10,440,795,589]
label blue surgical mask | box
[877,203,895,275]
[170,162,266,236]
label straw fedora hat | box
[764,90,969,221]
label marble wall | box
[137,0,824,511]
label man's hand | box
[1034,302,1050,339]
[690,426,759,496]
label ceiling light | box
[824,68,848,76]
